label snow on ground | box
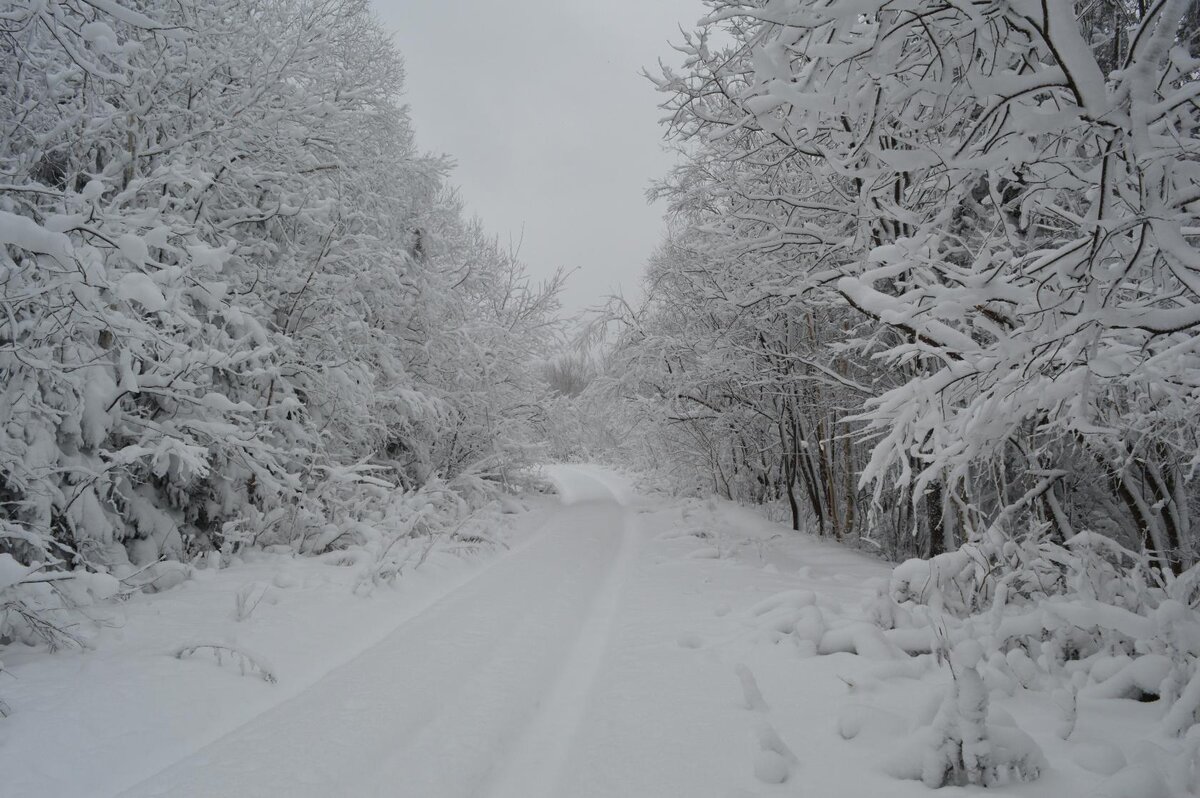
[0,466,1188,796]
[540,462,636,506]
[0,498,556,797]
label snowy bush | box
[880,528,1200,761]
[914,641,1045,787]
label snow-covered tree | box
[629,0,1200,569]
[0,0,561,642]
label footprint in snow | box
[735,664,769,712]
[753,750,790,785]
[677,633,705,649]
[734,664,799,785]
[752,721,799,784]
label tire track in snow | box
[484,500,639,798]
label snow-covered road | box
[121,466,638,797]
[108,463,894,798]
[113,463,828,798]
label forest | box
[584,0,1200,569]
[4,0,1200,795]
[2,0,567,647]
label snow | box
[4,467,1200,796]
[541,463,634,505]
[80,179,105,201]
[0,209,72,262]
[116,233,149,266]
[752,748,790,783]
[0,553,36,592]
[1071,740,1128,775]
[80,0,162,30]
[115,272,166,311]
[81,21,121,54]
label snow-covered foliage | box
[593,231,879,537]
[605,2,1200,564]
[0,0,561,645]
[882,532,1200,722]
[860,527,1200,786]
[575,2,1200,788]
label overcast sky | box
[376,1,701,314]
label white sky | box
[375,1,701,314]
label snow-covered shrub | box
[888,529,1167,622]
[883,527,1200,746]
[929,641,1043,787]
[884,642,1045,787]
[890,550,985,617]
[0,549,120,650]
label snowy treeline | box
[569,2,1200,786]
[598,0,1200,569]
[0,0,560,646]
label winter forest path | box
[12,465,1159,798]
[112,463,777,792]
[118,466,637,797]
[109,464,903,798]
